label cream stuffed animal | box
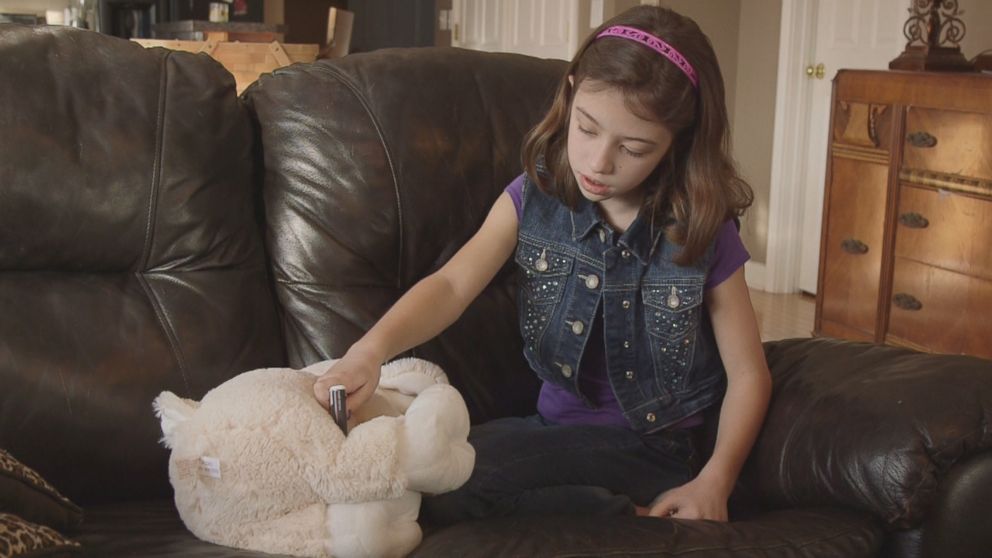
[153,358,474,558]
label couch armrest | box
[919,450,992,557]
[744,337,992,530]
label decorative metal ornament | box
[903,0,966,47]
[889,0,974,72]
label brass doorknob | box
[805,63,825,79]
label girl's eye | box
[622,146,646,158]
[578,125,596,136]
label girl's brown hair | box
[522,5,753,266]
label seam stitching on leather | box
[312,63,404,290]
[140,50,169,271]
[137,273,190,392]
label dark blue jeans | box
[420,414,698,528]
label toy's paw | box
[326,492,421,558]
[379,357,448,395]
[399,384,474,493]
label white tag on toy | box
[200,456,221,479]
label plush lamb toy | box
[153,358,474,558]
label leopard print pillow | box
[0,513,79,557]
[0,450,82,532]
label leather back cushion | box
[245,48,566,423]
[746,338,992,529]
[0,27,284,504]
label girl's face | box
[566,79,673,214]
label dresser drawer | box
[818,157,888,337]
[886,258,992,358]
[894,184,992,280]
[832,101,892,151]
[903,107,992,182]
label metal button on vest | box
[646,412,656,423]
[535,249,549,272]
[560,364,573,378]
[584,274,599,289]
[623,340,630,349]
[621,249,631,259]
[598,229,606,243]
[571,321,585,335]
[622,300,630,309]
[625,370,635,380]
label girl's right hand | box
[312,347,382,412]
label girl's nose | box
[590,141,614,175]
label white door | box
[795,0,906,294]
[452,0,586,60]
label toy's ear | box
[153,391,200,449]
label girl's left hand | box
[647,477,729,521]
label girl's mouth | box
[580,174,610,196]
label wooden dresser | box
[815,70,992,359]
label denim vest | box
[515,175,726,433]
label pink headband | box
[596,25,698,89]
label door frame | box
[763,0,818,293]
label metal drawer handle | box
[907,131,937,148]
[898,212,930,229]
[893,293,923,311]
[841,238,869,255]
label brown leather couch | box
[2,25,990,558]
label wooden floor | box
[747,289,815,341]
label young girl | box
[313,5,771,524]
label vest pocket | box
[642,283,704,339]
[642,282,704,393]
[516,241,573,353]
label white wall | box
[957,0,992,61]
[660,0,740,125]
[731,0,781,264]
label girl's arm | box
[649,267,772,520]
[313,192,520,411]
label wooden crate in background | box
[133,37,318,94]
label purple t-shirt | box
[505,174,750,429]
